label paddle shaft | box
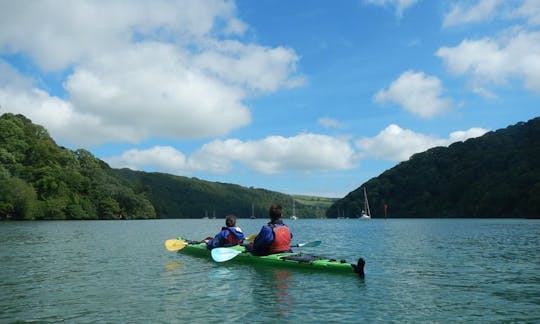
[212,240,321,262]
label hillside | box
[0,113,328,220]
[113,168,328,219]
[327,117,540,218]
[0,113,156,220]
[4,112,539,220]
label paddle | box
[164,239,188,252]
[211,247,242,262]
[245,233,257,243]
[294,240,321,248]
[211,240,322,262]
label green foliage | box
[113,169,328,219]
[0,113,156,220]
[0,112,326,221]
[327,117,540,218]
[9,112,538,221]
[0,171,37,220]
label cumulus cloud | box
[374,71,453,118]
[193,40,304,92]
[0,0,303,147]
[63,42,251,145]
[105,146,191,174]
[443,0,540,27]
[356,124,488,161]
[443,0,502,27]
[0,0,241,71]
[0,61,97,138]
[510,0,540,26]
[105,133,357,175]
[449,127,490,142]
[437,28,540,93]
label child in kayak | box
[245,204,293,255]
[206,214,245,250]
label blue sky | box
[0,0,539,197]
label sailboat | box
[290,198,298,220]
[359,187,371,220]
[250,203,256,219]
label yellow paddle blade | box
[245,233,257,243]
[164,239,188,251]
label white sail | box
[359,187,371,220]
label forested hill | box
[112,169,331,219]
[327,117,540,218]
[0,113,156,220]
[0,113,330,220]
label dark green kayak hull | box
[177,238,364,277]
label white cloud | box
[356,124,488,161]
[106,133,357,175]
[443,0,540,27]
[437,28,540,93]
[471,86,498,99]
[193,134,357,174]
[194,40,304,92]
[318,117,344,129]
[105,146,191,174]
[0,0,304,147]
[64,42,252,144]
[510,0,540,26]
[374,71,453,118]
[0,0,241,71]
[0,61,99,139]
[363,0,420,16]
[443,0,502,27]
[449,127,490,142]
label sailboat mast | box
[364,187,371,217]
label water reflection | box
[164,261,184,271]
[272,269,295,318]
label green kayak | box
[175,238,365,278]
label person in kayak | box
[246,204,293,256]
[206,214,245,250]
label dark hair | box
[225,214,236,227]
[269,204,283,222]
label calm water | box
[1,218,539,323]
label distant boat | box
[359,187,371,220]
[250,203,256,219]
[291,197,298,220]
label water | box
[1,219,539,323]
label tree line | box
[0,113,156,220]
[0,113,328,220]
[327,117,540,218]
[4,112,538,220]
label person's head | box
[269,204,283,222]
[225,214,236,227]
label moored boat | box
[359,187,371,219]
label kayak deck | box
[177,238,365,278]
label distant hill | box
[5,112,539,220]
[327,117,540,218]
[112,168,329,219]
[0,113,328,220]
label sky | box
[0,0,539,198]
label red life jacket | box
[269,225,291,253]
[224,227,243,245]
